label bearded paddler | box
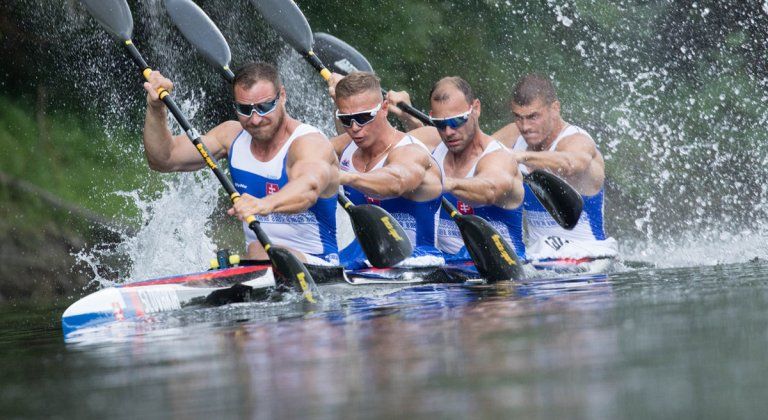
[142,62,341,265]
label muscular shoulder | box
[289,131,336,162]
[207,120,243,153]
[388,142,434,169]
[477,147,516,173]
[555,132,598,155]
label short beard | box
[447,118,476,153]
[248,108,284,143]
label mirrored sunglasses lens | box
[255,98,278,115]
[433,115,468,130]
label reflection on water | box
[4,264,768,418]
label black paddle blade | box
[79,0,133,40]
[314,32,375,75]
[250,0,313,54]
[346,204,413,267]
[454,214,524,282]
[164,0,233,79]
[524,170,584,230]
[267,246,321,303]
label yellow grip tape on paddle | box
[343,201,352,209]
[232,194,259,231]
[139,66,169,99]
[450,210,458,218]
[194,144,217,170]
[492,234,517,266]
[380,216,404,241]
[319,68,332,81]
[297,272,317,303]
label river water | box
[3,262,768,419]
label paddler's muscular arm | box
[228,134,339,219]
[511,135,596,176]
[511,134,604,194]
[142,70,232,172]
[491,123,521,148]
[340,145,431,198]
[445,150,524,209]
[407,126,442,152]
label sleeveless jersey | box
[433,140,526,262]
[339,135,442,268]
[229,124,338,263]
[512,125,617,259]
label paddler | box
[142,62,340,265]
[405,77,527,262]
[493,74,618,261]
[327,72,444,269]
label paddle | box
[164,0,413,268]
[312,32,585,230]
[250,0,524,281]
[440,198,522,282]
[78,0,320,303]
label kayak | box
[61,261,481,336]
[61,256,616,336]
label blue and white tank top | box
[433,140,526,262]
[229,124,338,261]
[511,125,609,248]
[339,135,442,268]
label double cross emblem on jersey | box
[457,200,474,215]
[266,182,280,195]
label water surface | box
[3,262,768,419]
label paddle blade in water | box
[268,246,321,303]
[454,214,523,282]
[314,32,375,75]
[164,0,232,77]
[250,0,313,53]
[79,0,133,40]
[524,170,584,230]
[346,204,413,268]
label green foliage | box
[0,95,152,220]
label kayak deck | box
[61,262,480,336]
[61,257,614,337]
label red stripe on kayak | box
[127,290,145,318]
[121,264,272,288]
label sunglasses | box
[233,92,280,117]
[336,102,383,128]
[430,106,473,130]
